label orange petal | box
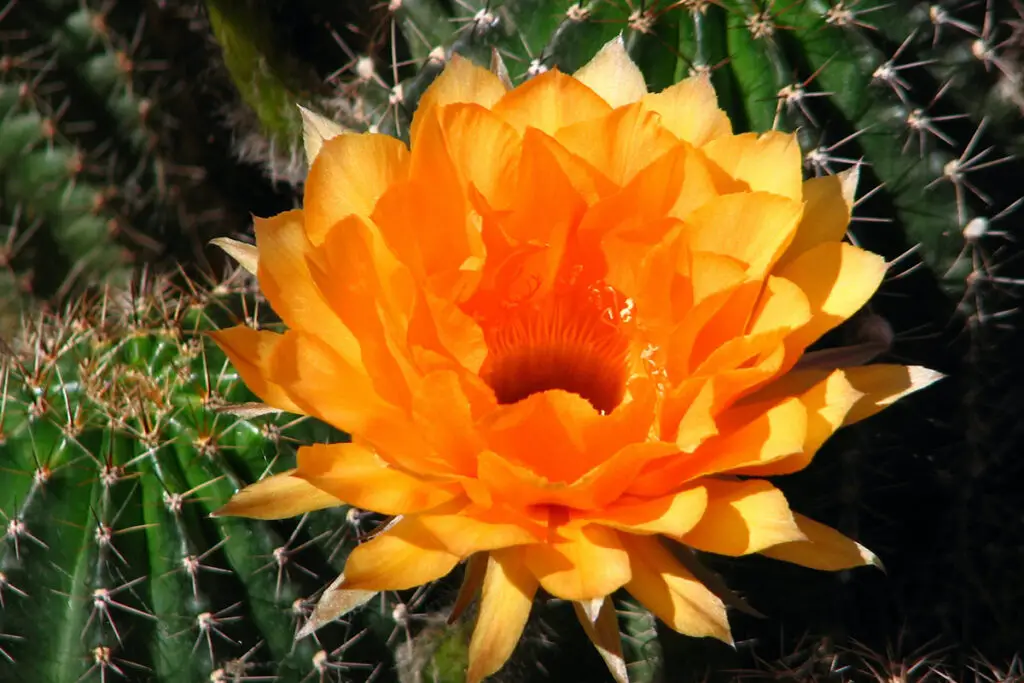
[466,549,538,683]
[760,513,882,571]
[491,68,611,136]
[407,370,492,476]
[434,103,521,210]
[513,127,618,204]
[621,534,731,642]
[730,368,862,477]
[777,242,886,354]
[778,170,855,266]
[372,174,479,283]
[208,326,303,414]
[212,469,341,519]
[477,441,676,511]
[297,442,457,516]
[414,504,544,556]
[640,74,732,147]
[409,290,489,374]
[303,134,410,245]
[630,396,807,496]
[253,210,360,361]
[523,524,631,601]
[410,54,508,147]
[311,214,416,411]
[269,333,418,460]
[555,102,679,187]
[481,386,655,484]
[573,597,629,683]
[702,131,803,201]
[497,126,590,249]
[579,486,708,537]
[684,191,804,278]
[682,479,805,556]
[340,517,461,591]
[573,35,647,108]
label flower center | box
[474,281,632,413]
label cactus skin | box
[0,0,284,312]
[0,272,439,683]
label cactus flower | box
[211,37,940,682]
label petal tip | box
[299,104,348,165]
[209,237,258,276]
[574,33,647,107]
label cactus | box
[0,0,282,314]
[1,0,1023,681]
[0,271,414,682]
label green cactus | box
[0,272,419,682]
[0,0,281,314]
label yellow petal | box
[466,550,537,683]
[702,131,803,201]
[523,524,631,601]
[296,572,377,639]
[434,103,521,210]
[747,275,812,337]
[842,364,944,424]
[303,133,410,245]
[629,396,807,496]
[581,486,708,537]
[556,102,680,187]
[410,54,508,146]
[682,479,805,556]
[297,442,456,516]
[731,368,863,476]
[621,534,731,642]
[270,332,402,446]
[212,469,341,519]
[684,192,804,278]
[298,104,348,165]
[207,326,303,414]
[491,69,611,136]
[640,74,732,147]
[777,242,886,353]
[573,597,629,683]
[573,35,647,108]
[778,169,855,265]
[761,513,882,571]
[209,237,257,275]
[340,517,461,591]
[414,504,543,556]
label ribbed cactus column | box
[0,273,418,682]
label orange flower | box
[211,38,940,682]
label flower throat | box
[471,280,632,414]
